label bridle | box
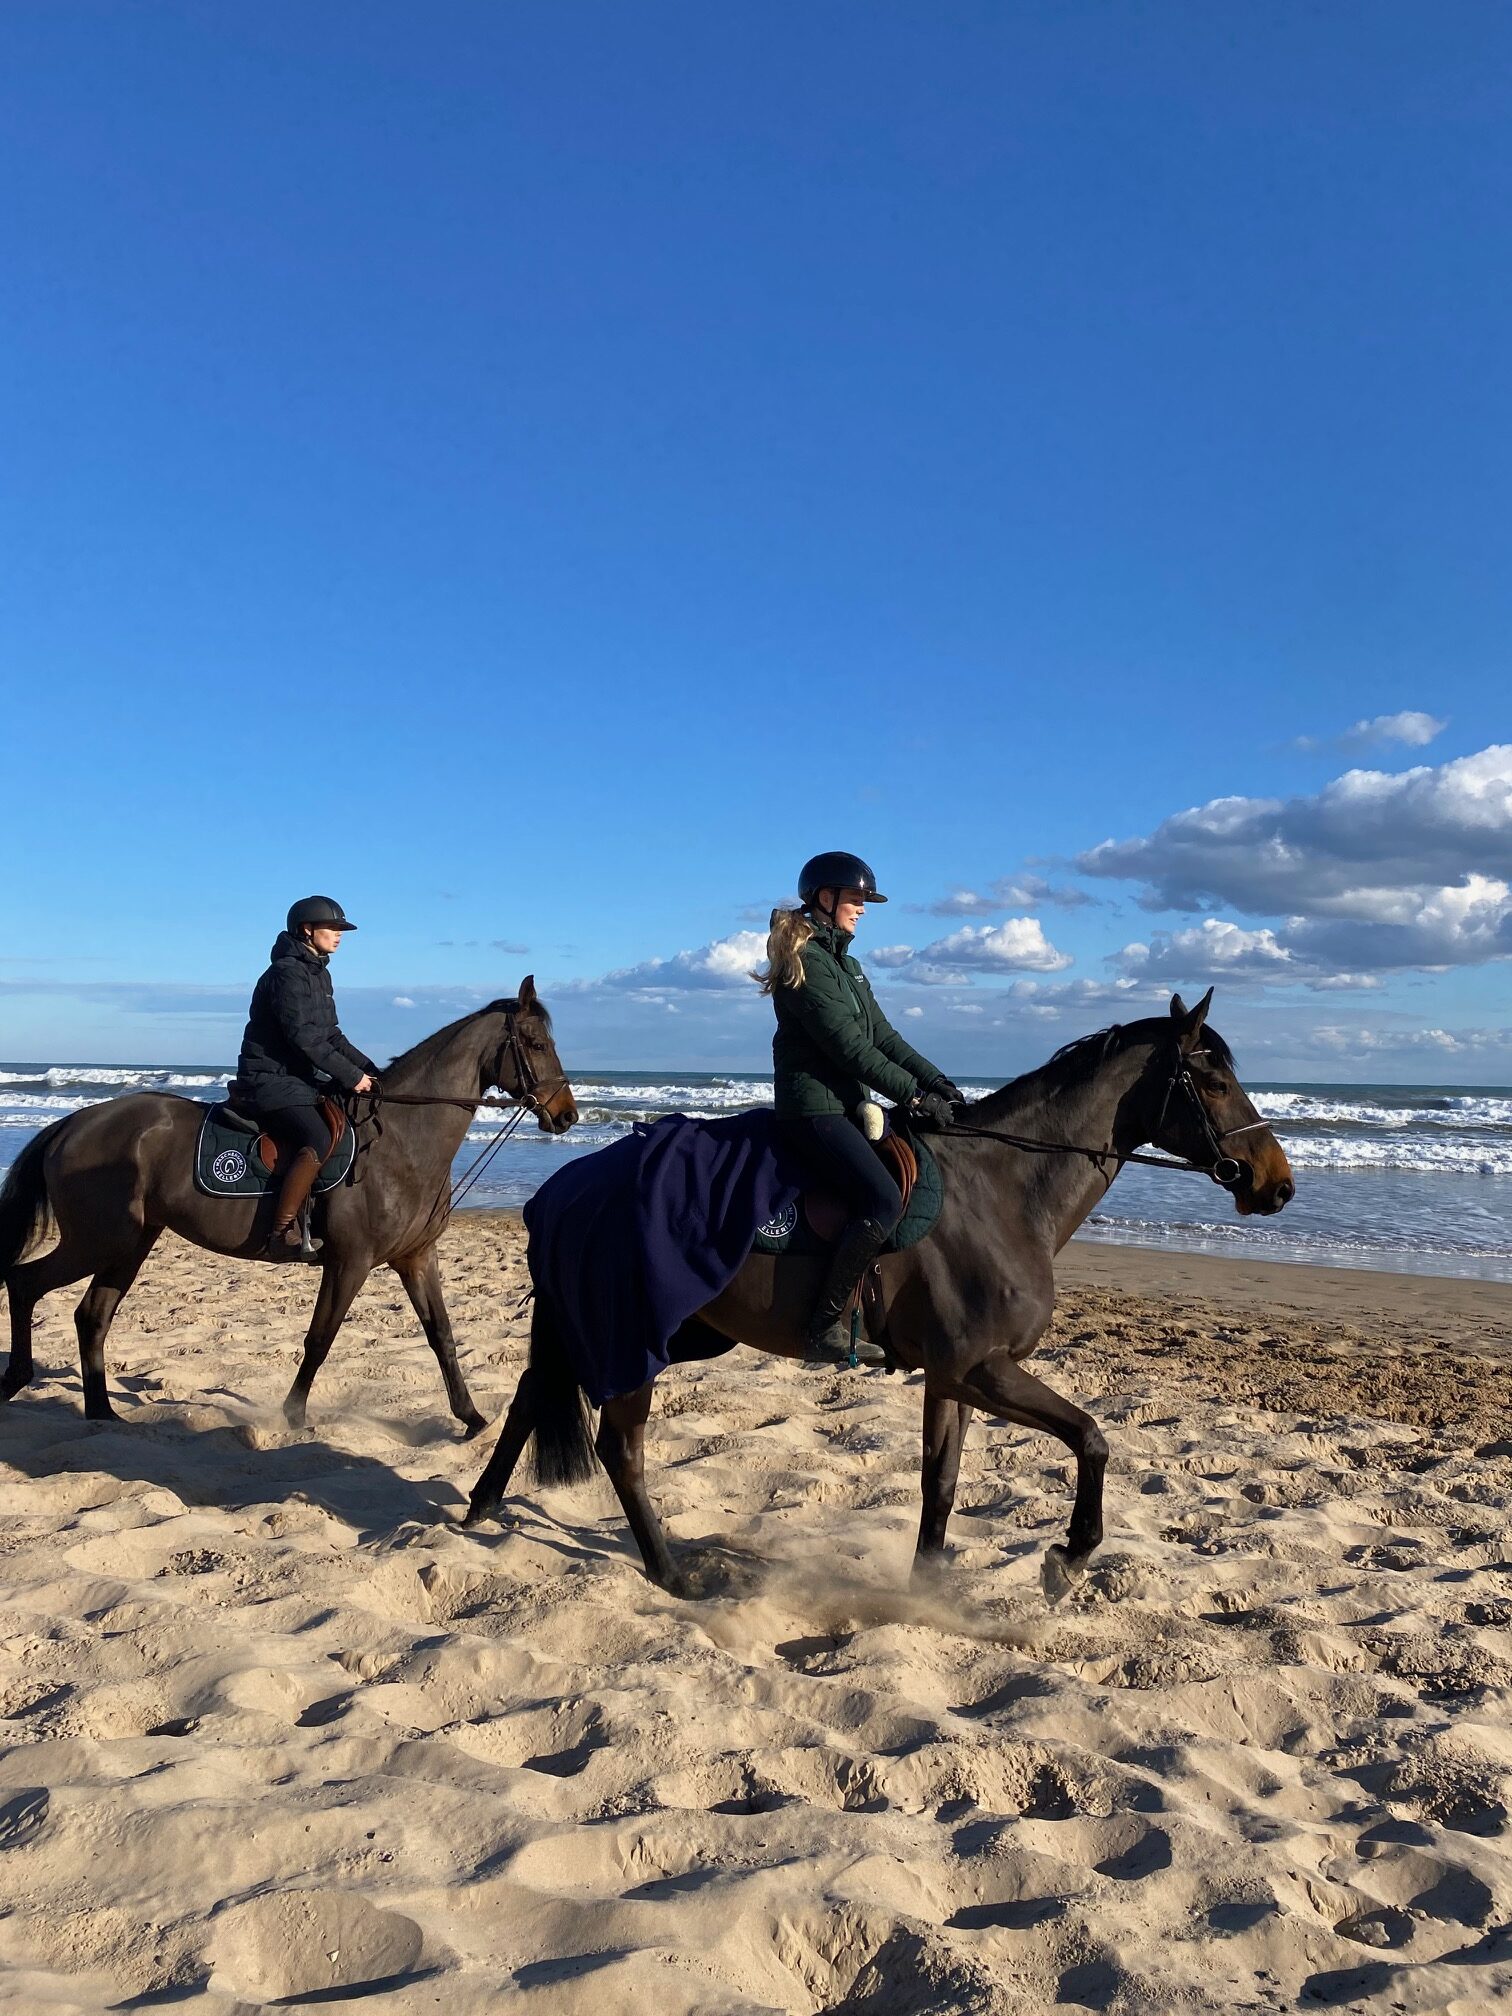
[345,1002,571,1209]
[943,1042,1273,1192]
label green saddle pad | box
[753,1131,943,1257]
[193,1104,356,1199]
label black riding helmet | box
[797,852,888,908]
[287,895,358,934]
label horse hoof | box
[84,1404,119,1424]
[461,1499,496,1530]
[282,1404,308,1432]
[1041,1544,1086,1605]
[460,1412,490,1440]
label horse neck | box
[971,1038,1160,1244]
[384,1011,501,1102]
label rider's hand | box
[911,1090,955,1130]
[933,1079,965,1106]
[353,1074,375,1095]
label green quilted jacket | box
[771,921,949,1118]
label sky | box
[2,3,1510,1082]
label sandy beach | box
[1,1213,1510,2013]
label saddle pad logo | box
[211,1148,248,1184]
[756,1202,798,1240]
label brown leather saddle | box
[802,1131,919,1242]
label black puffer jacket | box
[236,932,377,1112]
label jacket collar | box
[809,918,855,958]
[272,930,329,968]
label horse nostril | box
[1276,1179,1294,1207]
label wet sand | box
[1,1214,1509,2012]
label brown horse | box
[466,991,1293,1597]
[0,980,577,1430]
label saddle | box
[753,1127,943,1258]
[194,1087,355,1199]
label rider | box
[759,851,963,1365]
[236,897,378,1261]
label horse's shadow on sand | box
[0,1384,466,1541]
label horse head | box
[490,977,579,1134]
[1148,989,1295,1216]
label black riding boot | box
[807,1217,890,1366]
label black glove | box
[933,1079,965,1106]
[910,1090,956,1130]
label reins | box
[346,1010,569,1212]
[940,1049,1275,1191]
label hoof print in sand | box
[208,1889,425,2001]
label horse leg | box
[3,1241,96,1402]
[963,1349,1108,1600]
[595,1383,685,1596]
[913,1393,972,1576]
[462,1368,537,1525]
[392,1247,488,1436]
[282,1257,369,1429]
[74,1232,161,1422]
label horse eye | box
[1210,1079,1231,1097]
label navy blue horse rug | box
[523,1111,804,1407]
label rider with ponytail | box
[757,852,963,1364]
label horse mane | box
[968,1016,1235,1119]
[383,995,551,1074]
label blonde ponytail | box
[753,906,814,995]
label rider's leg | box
[260,1104,331,1262]
[780,1113,903,1366]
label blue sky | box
[2,3,1509,1080]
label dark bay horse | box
[466,991,1293,1598]
[0,979,577,1430]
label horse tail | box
[527,1295,597,1489]
[0,1123,62,1279]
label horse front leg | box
[282,1255,369,1429]
[595,1382,685,1596]
[962,1348,1108,1601]
[392,1246,488,1436]
[913,1392,972,1577]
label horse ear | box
[1174,986,1214,1049]
[518,973,537,1006]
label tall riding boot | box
[807,1217,890,1366]
[261,1147,325,1263]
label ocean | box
[4,1064,1512,1283]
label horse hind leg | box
[464,1367,539,1525]
[74,1231,161,1421]
[3,1240,97,1402]
[595,1383,685,1596]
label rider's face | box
[308,926,344,954]
[826,889,866,935]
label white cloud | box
[919,874,1093,916]
[587,930,769,993]
[391,996,416,1008]
[916,918,1074,974]
[1294,710,1448,755]
[1078,743,1512,972]
[1114,919,1296,982]
[903,1005,924,1019]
